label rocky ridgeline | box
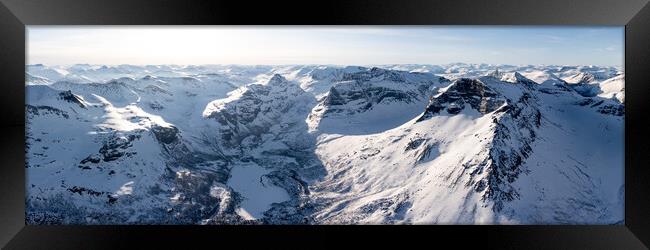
[418,78,506,120]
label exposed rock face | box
[597,104,625,116]
[26,105,70,119]
[322,84,421,114]
[99,134,140,162]
[418,78,506,121]
[341,67,411,82]
[575,97,625,116]
[323,87,346,106]
[201,73,325,224]
[475,93,541,211]
[324,68,448,113]
[58,90,86,108]
[151,125,179,144]
[564,72,596,84]
[205,74,308,148]
[308,68,450,134]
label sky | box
[27,26,624,66]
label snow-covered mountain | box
[25,64,624,225]
[308,67,450,134]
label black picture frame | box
[1,0,649,248]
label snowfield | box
[25,63,624,225]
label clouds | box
[604,46,618,51]
[536,34,566,43]
[27,26,624,66]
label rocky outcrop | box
[205,74,307,147]
[576,97,625,116]
[99,134,140,162]
[324,68,447,113]
[309,68,449,134]
[341,67,411,82]
[151,125,180,144]
[417,78,506,121]
[58,90,86,108]
[26,105,70,119]
[474,92,541,211]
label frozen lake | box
[227,162,290,220]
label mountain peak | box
[483,70,535,85]
[501,72,535,85]
[342,67,409,83]
[268,74,287,85]
[58,90,86,108]
[417,78,506,121]
[141,75,155,80]
[520,70,567,86]
[486,68,504,78]
[564,72,596,84]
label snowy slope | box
[26,84,183,224]
[26,75,242,224]
[309,73,622,224]
[598,74,625,103]
[26,64,624,225]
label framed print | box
[0,0,649,249]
